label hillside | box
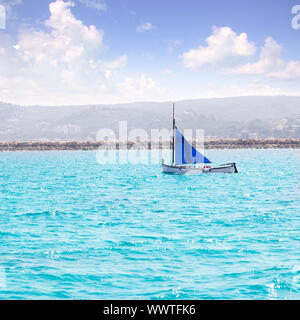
[0,96,299,141]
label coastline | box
[0,139,299,151]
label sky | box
[0,0,300,105]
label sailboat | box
[162,104,238,174]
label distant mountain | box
[0,96,299,141]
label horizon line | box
[1,94,300,108]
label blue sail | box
[175,127,211,165]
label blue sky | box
[0,0,300,105]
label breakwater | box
[0,139,299,151]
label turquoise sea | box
[0,149,299,299]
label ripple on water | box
[0,149,299,299]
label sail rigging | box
[162,103,237,173]
[174,127,211,165]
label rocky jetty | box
[0,139,299,151]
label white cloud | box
[136,22,154,32]
[15,0,104,65]
[229,81,286,96]
[232,37,284,75]
[182,26,256,70]
[0,1,167,105]
[232,37,300,80]
[100,55,128,80]
[2,5,299,106]
[161,69,173,75]
[182,26,300,81]
[0,0,132,105]
[117,74,167,102]
[102,55,127,70]
[119,74,154,96]
[78,0,106,11]
[268,61,300,80]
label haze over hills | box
[0,96,299,141]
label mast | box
[172,103,175,166]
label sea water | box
[0,149,299,299]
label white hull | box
[162,104,238,175]
[162,163,238,174]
